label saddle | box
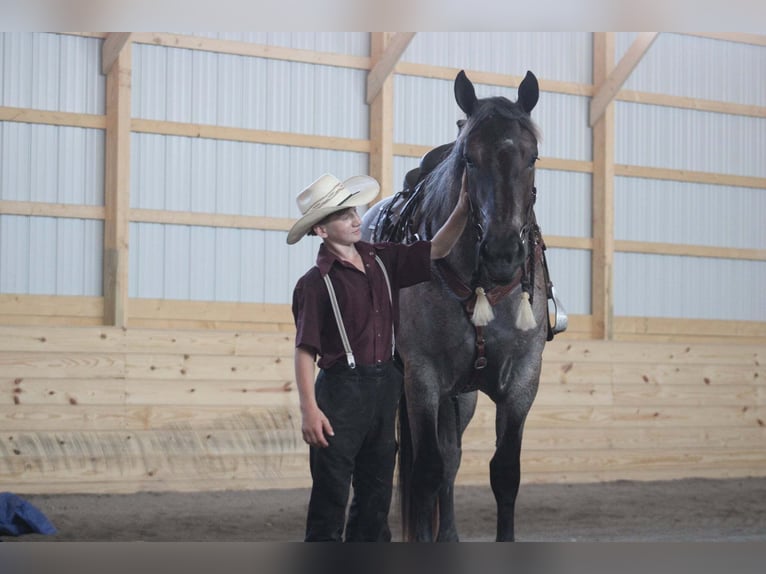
[372,142,454,244]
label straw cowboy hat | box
[286,173,380,244]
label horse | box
[361,69,566,542]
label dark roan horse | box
[361,70,566,541]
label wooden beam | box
[131,118,369,153]
[0,106,106,129]
[678,32,766,48]
[131,32,370,70]
[368,33,397,201]
[616,89,766,120]
[366,32,415,104]
[591,33,616,341]
[615,240,766,262]
[101,33,132,75]
[0,201,104,220]
[130,209,294,232]
[615,164,766,190]
[589,32,658,127]
[103,43,132,328]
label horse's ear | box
[517,70,539,114]
[454,70,478,116]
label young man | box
[287,172,468,542]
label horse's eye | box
[529,155,539,168]
[463,155,475,168]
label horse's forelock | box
[419,95,540,224]
[465,97,541,144]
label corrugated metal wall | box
[1,32,764,320]
[129,35,370,303]
[614,33,766,320]
[0,32,104,296]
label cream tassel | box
[515,291,537,330]
[471,287,495,326]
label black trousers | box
[305,360,403,542]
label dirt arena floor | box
[6,476,766,542]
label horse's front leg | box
[436,391,477,542]
[489,403,526,542]
[404,374,444,542]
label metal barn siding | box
[616,178,766,250]
[620,33,766,106]
[394,75,459,147]
[615,254,766,321]
[1,214,102,296]
[130,221,324,305]
[394,75,591,162]
[612,34,766,320]
[616,103,766,177]
[403,32,592,84]
[130,37,371,303]
[132,44,368,138]
[1,123,104,206]
[129,140,369,303]
[536,169,593,315]
[544,248,592,316]
[1,33,104,113]
[0,33,105,297]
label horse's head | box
[454,70,540,285]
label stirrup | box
[547,286,568,334]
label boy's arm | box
[430,170,470,259]
[295,346,334,448]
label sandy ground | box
[5,477,766,542]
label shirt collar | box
[316,240,375,276]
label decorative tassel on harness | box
[515,290,536,330]
[471,286,495,326]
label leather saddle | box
[372,141,454,243]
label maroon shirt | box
[292,240,431,369]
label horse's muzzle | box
[479,236,527,283]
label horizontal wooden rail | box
[5,200,764,262]
[1,296,765,341]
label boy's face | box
[313,207,362,245]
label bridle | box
[369,136,565,396]
[434,183,553,394]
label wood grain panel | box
[0,324,762,493]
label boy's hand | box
[301,405,335,448]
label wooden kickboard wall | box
[0,324,764,494]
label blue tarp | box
[0,492,57,537]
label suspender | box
[322,255,395,369]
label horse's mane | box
[419,95,540,227]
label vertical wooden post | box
[103,39,132,327]
[368,33,395,201]
[591,33,615,340]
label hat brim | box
[286,176,380,244]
